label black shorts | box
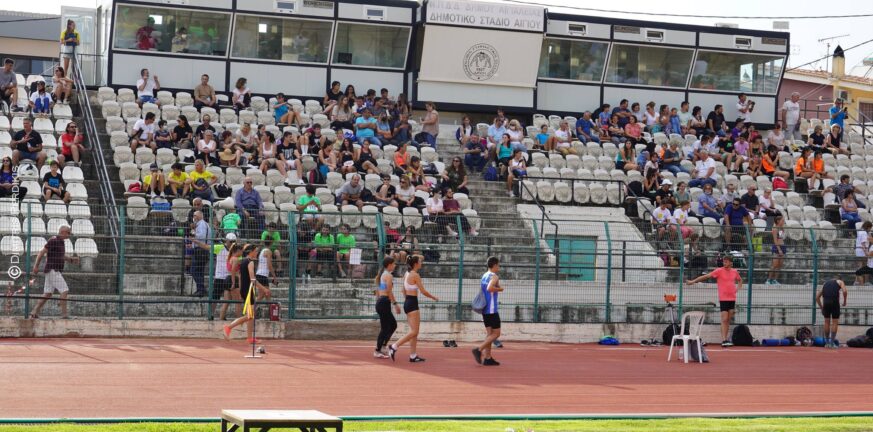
[316,250,333,261]
[256,275,269,287]
[240,283,256,309]
[822,301,841,319]
[483,313,501,329]
[403,295,419,314]
[213,276,231,300]
[856,266,873,276]
[719,301,736,312]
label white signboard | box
[426,0,544,32]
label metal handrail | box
[517,177,559,241]
[71,53,120,255]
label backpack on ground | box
[687,342,709,362]
[483,165,498,182]
[731,324,754,346]
[471,290,486,314]
[796,326,813,344]
[846,336,870,348]
[866,327,873,339]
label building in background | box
[0,11,62,76]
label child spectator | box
[336,223,356,278]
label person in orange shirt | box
[812,151,834,190]
[794,148,817,189]
[762,145,790,181]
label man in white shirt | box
[689,151,717,188]
[736,93,751,122]
[678,101,693,131]
[652,200,677,244]
[782,92,801,142]
[136,68,161,107]
[486,117,506,149]
[130,111,157,152]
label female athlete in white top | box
[388,255,438,363]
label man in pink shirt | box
[687,255,742,347]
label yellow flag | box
[242,282,254,318]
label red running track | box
[1,338,872,418]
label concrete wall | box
[2,317,867,345]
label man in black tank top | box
[816,277,848,348]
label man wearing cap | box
[215,232,237,320]
[829,98,848,139]
[687,255,742,347]
[235,176,264,237]
[739,185,761,219]
[142,163,166,198]
[655,179,676,210]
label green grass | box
[1,417,872,432]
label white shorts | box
[44,270,69,294]
[285,159,297,169]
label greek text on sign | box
[427,0,544,32]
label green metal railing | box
[3,204,871,326]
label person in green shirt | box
[296,184,324,230]
[222,211,241,234]
[261,222,283,276]
[336,223,356,278]
[309,224,334,277]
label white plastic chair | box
[667,311,705,364]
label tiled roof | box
[787,68,873,87]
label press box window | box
[538,38,608,82]
[113,4,231,56]
[231,14,332,63]
[690,50,785,94]
[332,23,410,69]
[605,43,694,88]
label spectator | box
[193,74,217,110]
[794,148,817,189]
[29,81,53,116]
[736,92,752,122]
[718,132,740,173]
[255,130,278,175]
[299,123,325,152]
[136,68,160,107]
[355,140,379,175]
[392,226,420,267]
[28,225,78,319]
[41,160,70,203]
[336,174,367,209]
[330,96,354,130]
[0,59,20,112]
[197,130,219,166]
[167,162,189,197]
[418,102,440,149]
[235,176,265,234]
[11,118,46,168]
[829,98,848,137]
[57,122,84,168]
[575,111,600,144]
[173,115,194,149]
[723,197,752,245]
[654,179,676,209]
[688,151,716,188]
[486,117,506,148]
[597,103,611,129]
[548,121,575,155]
[652,200,678,256]
[855,221,872,285]
[218,131,241,168]
[495,133,513,176]
[739,185,760,218]
[51,67,72,105]
[344,84,357,101]
[0,157,25,200]
[779,92,801,142]
[297,184,324,229]
[376,113,395,145]
[442,187,476,236]
[336,223,356,278]
[396,93,411,118]
[506,149,527,197]
[235,122,258,156]
[631,102,644,123]
[677,101,692,131]
[505,119,525,152]
[142,163,166,198]
[834,174,864,208]
[612,99,632,127]
[661,142,687,175]
[187,197,212,227]
[808,125,826,150]
[129,112,157,153]
[392,113,413,145]
[669,108,681,135]
[824,124,849,155]
[698,183,722,222]
[273,92,301,126]
[135,17,159,50]
[842,190,862,225]
[355,107,380,147]
[324,80,343,112]
[395,176,423,209]
[406,157,430,192]
[231,77,251,111]
[309,225,335,277]
[706,104,728,136]
[59,20,79,77]
[758,187,781,220]
[746,153,762,178]
[278,131,305,181]
[719,183,738,210]
[689,106,706,135]
[195,114,216,141]
[375,174,398,207]
[651,115,670,135]
[533,124,550,151]
[463,132,487,173]
[812,151,834,189]
[762,145,790,182]
[624,115,643,144]
[607,114,627,144]
[171,27,188,53]
[615,140,639,172]
[643,101,658,131]
[425,188,447,236]
[673,200,699,252]
[189,159,216,201]
[456,115,474,148]
[261,222,283,269]
[441,157,469,195]
[221,208,241,235]
[767,121,786,150]
[190,210,212,297]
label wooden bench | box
[221,409,343,432]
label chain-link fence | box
[2,203,871,326]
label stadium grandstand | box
[0,0,871,330]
